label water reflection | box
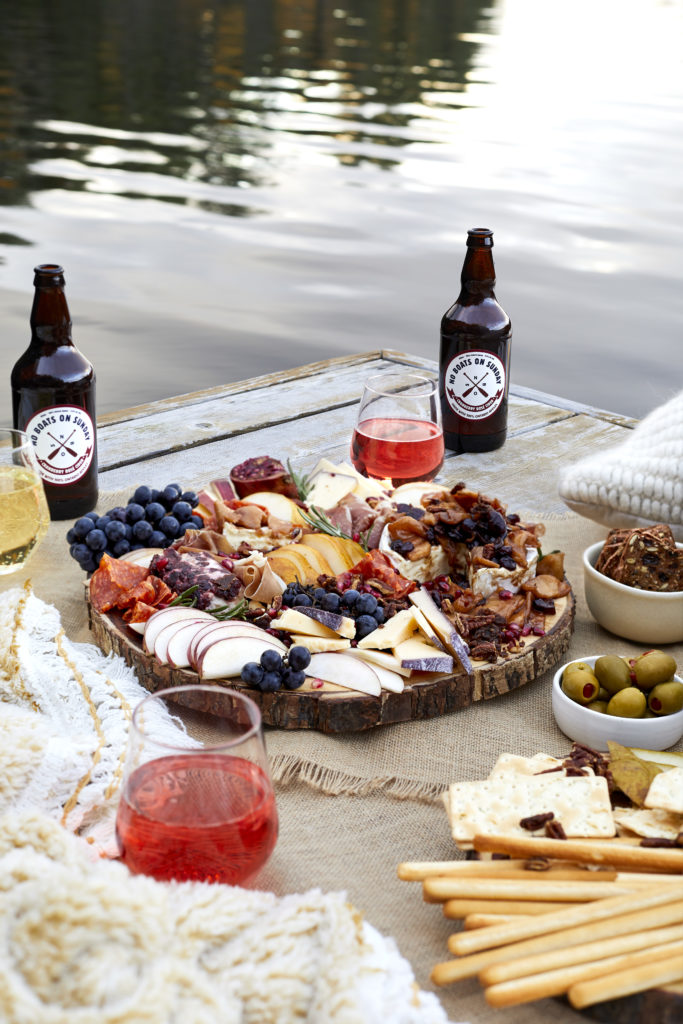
[0,0,485,208]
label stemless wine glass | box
[116,685,278,885]
[350,372,445,486]
[0,427,50,575]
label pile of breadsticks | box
[398,834,683,1009]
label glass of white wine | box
[0,428,50,575]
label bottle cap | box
[466,229,493,248]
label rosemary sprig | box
[287,459,313,502]
[299,505,369,552]
[169,587,248,620]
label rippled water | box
[1,0,682,422]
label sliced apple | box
[296,605,356,639]
[154,617,208,665]
[306,653,381,697]
[356,607,417,650]
[367,663,405,693]
[191,622,286,670]
[143,607,214,655]
[393,637,454,674]
[300,533,365,575]
[408,588,472,674]
[306,470,357,510]
[197,635,285,680]
[241,491,307,526]
[272,608,341,639]
[188,619,274,665]
[346,647,412,678]
[287,634,351,654]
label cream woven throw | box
[559,389,683,540]
[0,810,453,1024]
[0,582,188,857]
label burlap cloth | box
[5,508,682,1024]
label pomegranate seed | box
[352,532,360,542]
[267,608,278,619]
[521,624,533,636]
[156,557,168,569]
[498,589,513,600]
[532,626,546,636]
[221,557,234,570]
[311,677,324,689]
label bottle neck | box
[29,278,74,348]
[459,248,496,298]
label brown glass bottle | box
[439,229,512,453]
[11,264,98,519]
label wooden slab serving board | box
[87,589,575,733]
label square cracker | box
[446,774,615,846]
[613,806,683,841]
[644,767,683,815]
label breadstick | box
[424,877,634,903]
[449,886,683,956]
[443,898,566,918]
[432,899,683,986]
[481,922,683,984]
[568,950,683,1009]
[464,914,521,929]
[397,859,616,882]
[485,939,683,1008]
[473,833,683,872]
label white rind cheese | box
[378,525,450,584]
[470,546,539,598]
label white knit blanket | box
[0,585,457,1024]
[559,389,683,540]
[0,583,187,856]
[0,811,452,1024]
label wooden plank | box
[97,360,584,474]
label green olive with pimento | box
[561,650,682,719]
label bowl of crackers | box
[583,525,683,644]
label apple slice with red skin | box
[143,607,214,654]
[166,619,225,669]
[154,617,209,665]
[197,635,285,680]
[190,621,286,671]
[306,653,381,696]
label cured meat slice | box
[89,554,149,613]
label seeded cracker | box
[600,524,683,592]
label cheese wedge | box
[357,608,417,650]
[345,647,412,678]
[272,608,340,639]
[287,634,351,654]
[393,637,454,674]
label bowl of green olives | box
[552,651,683,751]
[583,540,683,644]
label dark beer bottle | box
[439,228,512,453]
[11,264,98,519]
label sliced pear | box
[393,637,454,674]
[300,533,365,575]
[357,607,417,650]
[265,542,333,585]
[306,653,381,696]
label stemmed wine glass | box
[115,685,278,885]
[350,372,444,486]
[0,427,50,575]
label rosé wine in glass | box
[116,686,278,885]
[350,373,444,486]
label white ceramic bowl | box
[583,540,683,644]
[552,655,683,752]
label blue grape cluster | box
[66,483,202,574]
[282,582,385,640]
[241,645,312,692]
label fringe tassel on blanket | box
[270,753,445,803]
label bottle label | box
[25,405,95,487]
[443,351,506,421]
